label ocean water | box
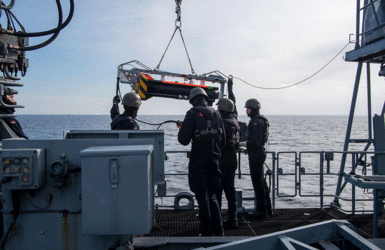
[17,114,374,210]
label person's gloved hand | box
[227,76,233,87]
[113,95,121,104]
[176,120,182,128]
[238,141,247,148]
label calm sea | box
[17,114,374,210]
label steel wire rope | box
[154,1,195,74]
[155,26,179,71]
[233,42,352,90]
[178,28,195,74]
[4,0,74,38]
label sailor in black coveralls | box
[110,92,141,130]
[178,87,226,236]
[241,98,272,218]
[215,78,240,229]
[0,95,28,139]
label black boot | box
[248,206,268,218]
[264,179,273,216]
[223,202,238,229]
[266,201,273,216]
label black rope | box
[134,118,165,126]
[233,42,352,90]
[134,118,179,130]
[157,120,179,130]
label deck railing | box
[157,150,383,215]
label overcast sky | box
[7,0,385,116]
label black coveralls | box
[216,112,240,208]
[246,111,272,214]
[0,108,28,139]
[110,103,139,130]
[178,98,226,236]
[216,78,240,209]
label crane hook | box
[175,0,182,27]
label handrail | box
[159,150,383,214]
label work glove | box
[227,77,233,87]
[238,141,247,148]
[176,120,182,129]
[113,95,120,104]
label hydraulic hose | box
[7,10,25,32]
[6,0,74,38]
[0,0,15,10]
[157,120,179,130]
[11,0,63,51]
[134,118,179,130]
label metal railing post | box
[272,152,276,209]
[320,152,324,209]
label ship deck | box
[133,208,385,249]
[147,208,384,238]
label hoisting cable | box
[154,0,195,75]
[233,42,352,90]
[155,27,179,71]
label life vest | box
[111,115,138,130]
[191,107,222,143]
[223,117,240,150]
